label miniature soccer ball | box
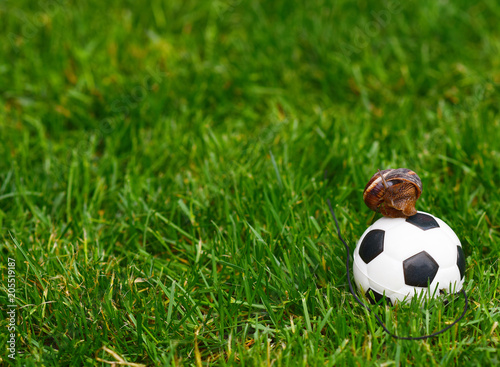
[353,212,466,304]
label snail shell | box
[363,168,422,218]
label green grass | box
[1,0,500,365]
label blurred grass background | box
[0,0,499,365]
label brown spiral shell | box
[363,168,422,218]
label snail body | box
[363,168,422,218]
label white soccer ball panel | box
[381,223,435,262]
[430,214,462,245]
[423,231,459,269]
[353,258,370,293]
[432,267,463,293]
[366,253,404,293]
[363,215,404,232]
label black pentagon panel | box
[403,251,439,287]
[406,213,440,231]
[457,246,466,280]
[359,230,385,264]
[365,289,392,305]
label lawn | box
[1,0,500,365]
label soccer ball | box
[353,212,466,304]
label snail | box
[363,168,422,218]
